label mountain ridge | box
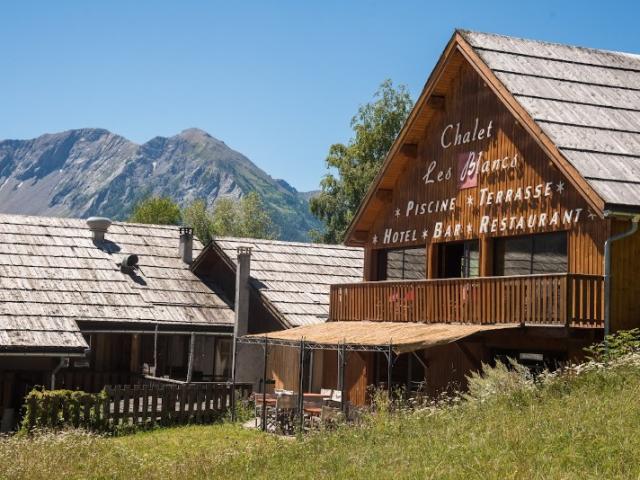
[0,128,320,241]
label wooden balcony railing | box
[329,274,604,328]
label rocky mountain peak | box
[0,128,319,241]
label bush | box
[21,388,109,433]
[586,328,640,362]
[464,358,534,404]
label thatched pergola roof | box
[241,321,519,354]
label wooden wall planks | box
[362,62,604,277]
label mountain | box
[0,128,321,241]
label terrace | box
[329,273,604,328]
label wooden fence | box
[329,273,604,327]
[23,382,253,431]
[104,382,252,427]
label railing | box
[329,273,604,328]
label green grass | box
[3,361,640,479]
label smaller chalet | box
[240,30,640,406]
[0,214,363,429]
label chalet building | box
[242,30,640,405]
[0,213,363,429]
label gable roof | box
[0,214,234,354]
[345,30,640,244]
[205,237,363,328]
[460,30,640,210]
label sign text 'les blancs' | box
[372,117,588,247]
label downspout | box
[604,212,640,337]
[50,357,69,390]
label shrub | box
[586,328,640,362]
[21,388,109,433]
[464,358,534,404]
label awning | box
[240,321,519,354]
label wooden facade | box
[268,31,640,406]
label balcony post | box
[479,237,493,277]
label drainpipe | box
[50,357,70,390]
[603,212,640,337]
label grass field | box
[2,357,640,479]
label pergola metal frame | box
[232,334,417,432]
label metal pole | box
[340,342,346,414]
[387,341,393,401]
[186,333,195,383]
[230,334,238,421]
[153,323,159,376]
[298,338,305,432]
[261,335,268,432]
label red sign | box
[458,151,479,190]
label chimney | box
[234,247,252,338]
[179,227,193,264]
[86,217,112,241]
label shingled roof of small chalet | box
[345,30,640,243]
[0,214,234,354]
[460,30,640,210]
[205,237,363,328]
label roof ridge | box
[458,29,640,60]
[215,236,362,250]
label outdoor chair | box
[302,395,325,430]
[275,393,298,435]
[252,393,276,429]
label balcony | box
[329,274,604,328]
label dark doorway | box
[438,240,479,278]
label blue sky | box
[1,1,638,191]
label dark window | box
[494,232,567,276]
[385,248,426,280]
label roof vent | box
[119,254,139,273]
[87,217,112,241]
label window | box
[494,232,567,276]
[385,248,427,280]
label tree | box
[129,196,182,225]
[237,192,277,239]
[182,192,277,241]
[210,197,239,237]
[310,79,413,243]
[182,199,214,244]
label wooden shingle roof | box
[0,214,234,354]
[461,30,640,210]
[212,237,363,327]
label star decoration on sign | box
[422,229,429,239]
[467,223,473,235]
[394,208,401,218]
[556,181,565,194]
[466,195,474,206]
[588,209,597,220]
[372,234,378,245]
